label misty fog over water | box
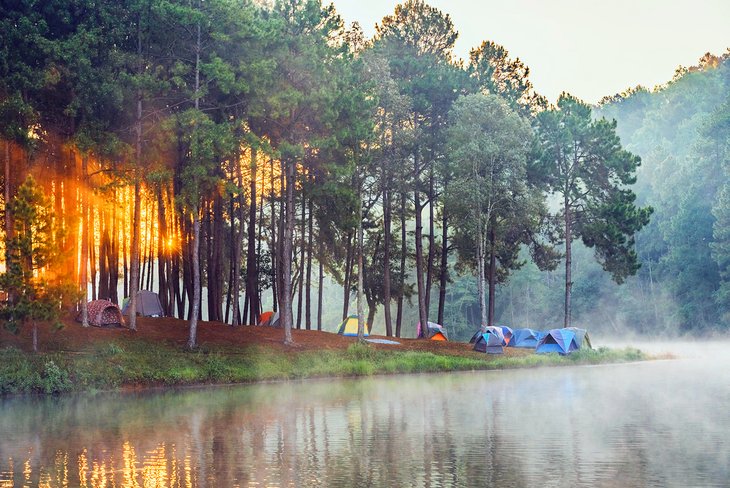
[1,342,729,487]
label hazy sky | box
[329,0,730,104]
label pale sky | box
[328,0,730,104]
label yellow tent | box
[336,315,370,336]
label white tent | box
[122,290,164,317]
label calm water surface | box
[1,342,729,487]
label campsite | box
[2,0,730,486]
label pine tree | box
[0,176,73,352]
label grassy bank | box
[0,339,647,395]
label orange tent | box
[258,311,273,326]
[430,331,448,341]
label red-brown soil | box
[0,316,531,359]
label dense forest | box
[483,52,730,338]
[0,0,726,346]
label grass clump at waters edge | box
[0,341,649,396]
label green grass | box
[0,341,649,396]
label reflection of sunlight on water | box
[122,441,138,488]
[0,458,12,488]
[0,441,195,488]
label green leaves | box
[0,176,72,333]
[173,109,233,213]
[536,93,651,289]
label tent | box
[469,326,510,345]
[536,328,579,355]
[78,299,125,327]
[508,328,543,348]
[259,310,280,327]
[566,327,593,349]
[472,326,505,354]
[122,291,164,317]
[337,315,370,336]
[429,330,448,341]
[500,326,513,346]
[418,321,448,341]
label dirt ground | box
[0,315,532,360]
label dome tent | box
[536,329,579,355]
[417,321,448,341]
[336,315,370,336]
[78,299,124,327]
[122,290,164,317]
[473,326,504,354]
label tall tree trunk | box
[79,154,89,327]
[207,194,224,322]
[204,199,212,319]
[172,203,183,317]
[317,259,323,331]
[382,183,393,337]
[140,199,149,290]
[306,192,313,330]
[564,192,572,328]
[281,159,295,345]
[122,191,128,300]
[128,13,144,330]
[244,146,257,325]
[89,203,97,300]
[147,197,156,290]
[396,192,407,338]
[183,228,193,319]
[188,209,201,349]
[357,180,365,340]
[225,195,234,323]
[277,168,286,312]
[487,220,497,327]
[99,207,109,300]
[414,150,428,337]
[270,159,279,312]
[437,205,448,326]
[215,194,224,320]
[296,195,305,329]
[243,145,261,325]
[63,148,79,306]
[110,189,119,304]
[256,188,265,317]
[157,186,169,315]
[342,232,353,320]
[425,169,435,315]
[129,180,142,330]
[187,10,203,343]
[476,221,487,331]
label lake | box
[1,342,728,487]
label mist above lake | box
[1,341,729,487]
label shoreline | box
[0,316,649,396]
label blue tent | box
[473,326,505,354]
[566,327,592,349]
[508,328,542,348]
[500,326,513,346]
[469,326,511,345]
[536,328,579,355]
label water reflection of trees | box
[0,376,533,487]
[2,366,729,487]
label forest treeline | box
[485,51,730,337]
[0,0,721,346]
